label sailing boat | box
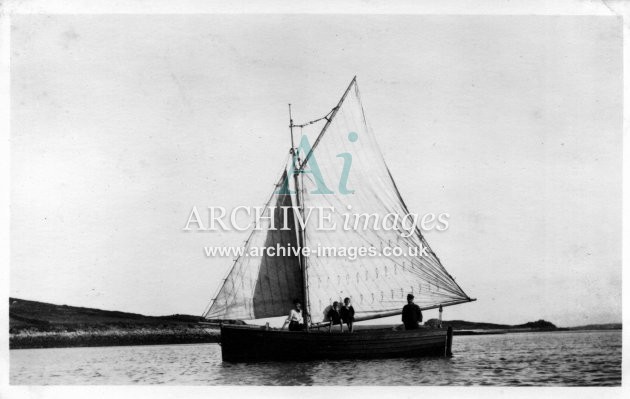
[203,77,475,361]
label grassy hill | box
[9,298,219,349]
[9,297,202,332]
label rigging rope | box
[292,107,336,129]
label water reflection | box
[10,331,621,386]
[219,360,317,385]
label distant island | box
[9,298,621,349]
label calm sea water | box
[10,330,621,386]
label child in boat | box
[282,299,306,331]
[327,301,343,332]
[340,297,355,332]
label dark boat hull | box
[220,325,453,362]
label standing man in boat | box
[402,294,423,330]
[282,299,306,331]
[340,297,355,333]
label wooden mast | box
[289,104,310,331]
[289,78,356,327]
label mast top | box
[298,76,357,172]
[288,103,295,153]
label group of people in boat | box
[324,297,355,332]
[281,297,355,332]
[282,293,423,332]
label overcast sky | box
[10,14,621,326]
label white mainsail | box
[204,78,472,323]
[297,79,470,323]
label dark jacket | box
[402,303,422,329]
[327,308,342,325]
[340,305,355,323]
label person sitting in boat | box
[402,294,423,330]
[340,297,355,333]
[282,299,306,331]
[327,301,343,333]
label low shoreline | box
[10,327,220,350]
[453,328,568,336]
[12,326,620,350]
